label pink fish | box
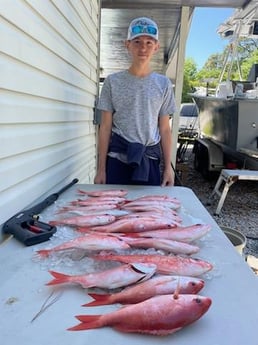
[49,214,116,228]
[84,275,204,306]
[122,200,181,210]
[82,217,180,233]
[126,195,181,204]
[46,263,156,289]
[56,207,128,217]
[68,293,212,335]
[73,196,126,203]
[122,237,199,255]
[118,211,182,223]
[57,204,118,214]
[119,204,179,214]
[93,252,213,277]
[36,233,130,258]
[77,189,128,197]
[125,223,211,243]
[70,198,125,206]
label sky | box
[186,7,235,69]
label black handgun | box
[2,178,79,246]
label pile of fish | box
[36,188,213,336]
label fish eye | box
[191,282,196,286]
[195,298,202,304]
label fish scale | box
[94,252,213,277]
[68,294,212,335]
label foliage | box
[182,37,258,99]
[182,58,198,102]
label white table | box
[1,184,258,345]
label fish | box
[68,293,212,335]
[121,237,200,255]
[36,233,130,258]
[126,195,181,204]
[93,252,213,276]
[46,263,156,289]
[117,211,182,223]
[57,204,118,213]
[121,200,180,210]
[49,214,116,228]
[118,205,180,216]
[124,223,211,243]
[56,207,129,217]
[77,189,128,197]
[73,196,126,203]
[84,275,205,306]
[69,197,125,206]
[81,217,180,233]
[122,199,181,210]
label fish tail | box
[46,270,71,286]
[48,220,58,226]
[83,293,112,307]
[68,315,102,331]
[76,227,91,233]
[36,249,51,258]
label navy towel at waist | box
[108,132,161,182]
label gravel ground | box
[177,147,258,259]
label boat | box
[192,1,258,177]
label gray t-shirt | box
[97,70,176,146]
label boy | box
[94,17,176,186]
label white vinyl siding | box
[0,0,100,226]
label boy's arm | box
[159,115,174,186]
[94,111,113,184]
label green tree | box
[237,38,258,79]
[182,58,198,102]
[183,37,258,99]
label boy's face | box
[125,36,160,63]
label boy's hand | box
[161,165,174,186]
[94,171,106,184]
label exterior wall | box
[0,0,100,226]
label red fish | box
[68,293,212,335]
[93,252,213,277]
[77,189,128,197]
[49,214,116,228]
[36,233,129,257]
[69,198,125,206]
[56,204,118,214]
[46,263,156,289]
[117,211,182,223]
[125,223,211,243]
[122,200,180,210]
[125,195,181,204]
[56,207,128,217]
[121,237,199,255]
[84,275,204,306]
[82,217,180,233]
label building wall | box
[0,0,100,226]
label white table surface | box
[1,184,258,345]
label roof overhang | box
[99,0,251,167]
[100,1,251,79]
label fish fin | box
[82,293,112,307]
[147,327,182,335]
[173,277,181,300]
[68,315,102,331]
[45,270,71,286]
